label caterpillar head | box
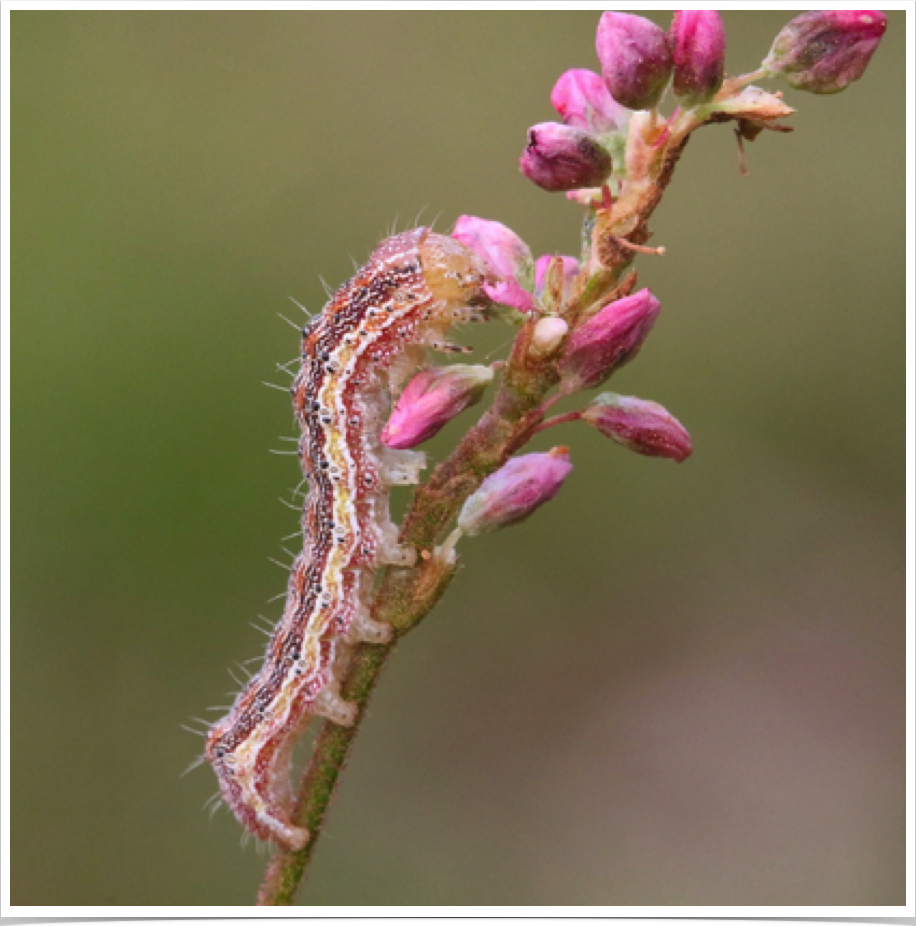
[419,232,491,321]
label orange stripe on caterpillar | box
[205,229,489,850]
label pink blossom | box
[581,394,692,463]
[457,448,574,536]
[520,122,613,193]
[551,69,630,134]
[596,12,673,111]
[670,11,726,107]
[764,10,887,94]
[559,289,662,392]
[381,365,493,450]
[453,216,535,313]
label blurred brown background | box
[12,11,905,906]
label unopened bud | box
[670,11,726,107]
[458,448,573,536]
[453,216,535,313]
[520,123,613,193]
[596,12,673,111]
[559,289,662,393]
[551,69,630,135]
[581,394,692,463]
[381,364,494,450]
[530,316,570,360]
[763,10,887,95]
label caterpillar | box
[205,228,489,850]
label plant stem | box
[257,641,391,905]
[528,411,582,439]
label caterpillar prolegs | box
[205,229,489,850]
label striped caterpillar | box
[205,228,489,850]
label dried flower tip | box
[670,10,726,107]
[452,216,535,313]
[712,85,795,129]
[763,10,887,94]
[530,316,570,360]
[520,123,613,193]
[581,393,692,463]
[559,289,662,393]
[457,448,573,537]
[596,12,673,111]
[551,69,630,135]
[381,364,494,450]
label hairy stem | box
[257,642,390,905]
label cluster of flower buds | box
[414,221,681,531]
[448,390,690,539]
[405,10,889,544]
[518,11,725,194]
[453,215,578,316]
[518,10,887,195]
[520,67,626,194]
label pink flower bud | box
[551,69,630,134]
[763,10,887,94]
[452,216,533,286]
[534,254,580,302]
[452,216,536,313]
[381,364,494,450]
[520,122,613,193]
[670,11,726,107]
[529,316,569,360]
[581,394,691,462]
[559,289,662,392]
[482,279,534,315]
[457,448,573,536]
[596,12,673,111]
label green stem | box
[257,642,391,906]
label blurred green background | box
[12,11,905,907]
